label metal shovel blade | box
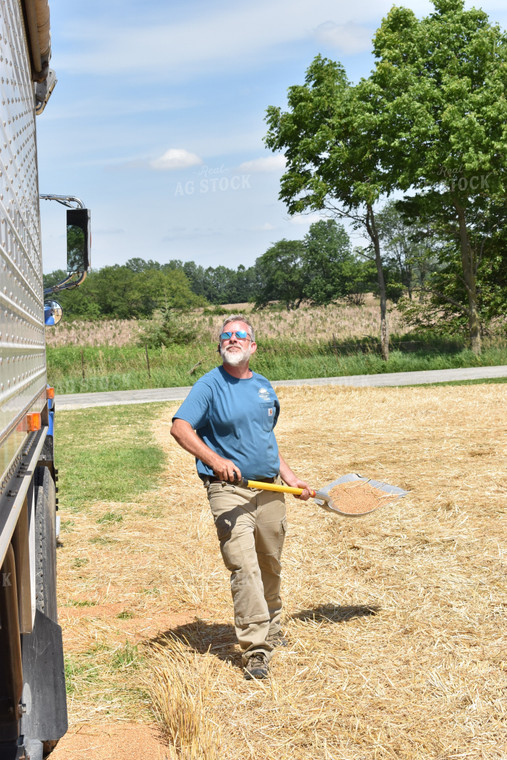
[313,473,409,517]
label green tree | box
[253,221,371,309]
[43,269,101,320]
[397,196,507,333]
[348,255,379,305]
[44,263,205,320]
[302,219,355,304]
[254,239,306,310]
[265,55,393,359]
[182,261,207,299]
[202,265,239,304]
[125,258,162,273]
[376,200,442,300]
[371,0,507,351]
[155,269,206,311]
[92,266,149,318]
[233,264,257,303]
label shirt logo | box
[258,388,271,401]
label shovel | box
[237,473,408,517]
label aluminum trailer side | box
[0,2,69,757]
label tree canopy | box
[264,0,506,353]
[253,220,371,309]
[264,55,393,357]
[44,264,206,320]
[371,0,506,351]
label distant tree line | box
[44,204,504,347]
[43,213,437,321]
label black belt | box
[203,475,277,485]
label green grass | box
[47,337,507,394]
[111,642,141,671]
[55,403,167,511]
[47,343,211,393]
[64,653,101,696]
[64,641,144,701]
[409,376,507,387]
[117,610,134,620]
[97,510,124,524]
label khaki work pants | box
[205,480,287,664]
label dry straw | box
[54,384,506,760]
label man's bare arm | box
[278,453,312,500]
[170,418,242,482]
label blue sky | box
[37,0,507,274]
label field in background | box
[45,298,402,348]
[45,300,507,394]
[51,384,506,760]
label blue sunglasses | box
[219,330,251,341]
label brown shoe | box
[267,631,288,647]
[244,653,269,680]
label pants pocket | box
[214,511,234,541]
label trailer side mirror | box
[44,300,63,326]
[66,208,91,273]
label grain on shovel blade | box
[328,480,402,514]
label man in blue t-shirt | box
[171,315,312,680]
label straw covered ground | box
[52,384,506,760]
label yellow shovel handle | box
[244,479,317,498]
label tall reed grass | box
[46,299,401,348]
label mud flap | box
[20,609,67,747]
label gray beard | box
[220,345,250,366]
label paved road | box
[55,365,507,410]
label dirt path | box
[51,722,168,759]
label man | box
[171,315,312,680]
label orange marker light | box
[26,413,41,432]
[46,387,55,400]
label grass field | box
[45,301,507,394]
[51,383,506,760]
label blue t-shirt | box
[173,366,280,480]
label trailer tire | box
[43,740,58,757]
[34,467,58,623]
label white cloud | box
[289,213,327,226]
[313,21,374,54]
[150,148,203,171]
[239,156,286,173]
